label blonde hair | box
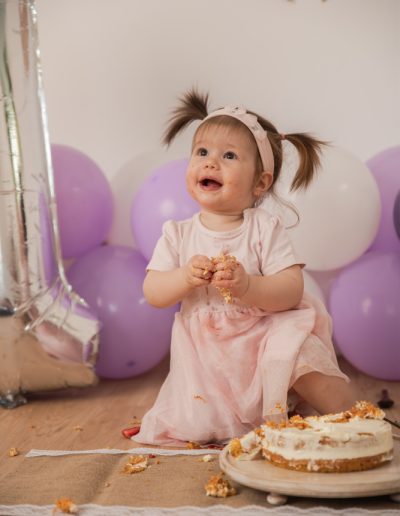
[163,88,326,194]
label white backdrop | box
[35,0,400,247]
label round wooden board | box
[219,438,400,499]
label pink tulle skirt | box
[134,294,348,446]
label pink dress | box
[134,208,348,446]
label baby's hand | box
[211,259,249,299]
[184,255,215,288]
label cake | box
[229,401,394,473]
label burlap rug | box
[0,449,399,514]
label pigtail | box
[163,89,209,146]
[253,111,326,192]
[284,133,327,191]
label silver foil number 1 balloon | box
[0,0,99,407]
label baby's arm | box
[212,263,303,312]
[143,255,214,308]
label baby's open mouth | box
[199,178,222,190]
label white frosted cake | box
[229,401,394,473]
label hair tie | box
[279,133,286,141]
[201,106,275,173]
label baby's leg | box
[292,372,359,415]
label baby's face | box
[186,125,264,215]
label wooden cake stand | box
[220,438,400,505]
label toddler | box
[134,90,357,446]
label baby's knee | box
[292,373,358,415]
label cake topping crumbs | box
[264,415,308,430]
[254,427,265,438]
[274,402,285,413]
[210,254,238,303]
[200,454,214,462]
[53,497,78,514]
[186,441,201,449]
[285,415,312,429]
[123,455,148,474]
[326,401,384,423]
[8,447,19,457]
[229,438,243,458]
[349,401,385,420]
[377,389,394,409]
[216,287,234,304]
[205,473,237,497]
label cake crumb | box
[186,441,201,449]
[229,438,243,458]
[72,425,83,432]
[8,447,19,457]
[205,473,237,497]
[200,454,214,462]
[210,254,238,303]
[216,287,234,304]
[194,394,207,403]
[274,402,285,413]
[123,455,148,474]
[53,497,78,514]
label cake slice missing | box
[229,401,394,473]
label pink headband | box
[202,106,275,172]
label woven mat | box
[0,450,399,514]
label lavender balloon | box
[394,191,400,240]
[52,144,114,259]
[68,245,176,379]
[329,252,400,380]
[131,158,198,260]
[367,146,400,253]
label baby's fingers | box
[212,270,232,282]
[190,262,214,281]
[194,266,213,280]
[214,260,238,272]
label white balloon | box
[108,148,182,248]
[302,270,325,305]
[263,145,381,271]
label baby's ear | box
[254,171,273,197]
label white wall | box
[35,0,400,246]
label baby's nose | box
[204,157,217,168]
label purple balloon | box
[52,144,114,259]
[394,191,400,240]
[329,252,400,380]
[131,158,198,260]
[67,245,176,379]
[367,146,400,253]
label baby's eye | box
[224,151,237,160]
[197,147,208,157]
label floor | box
[0,355,399,512]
